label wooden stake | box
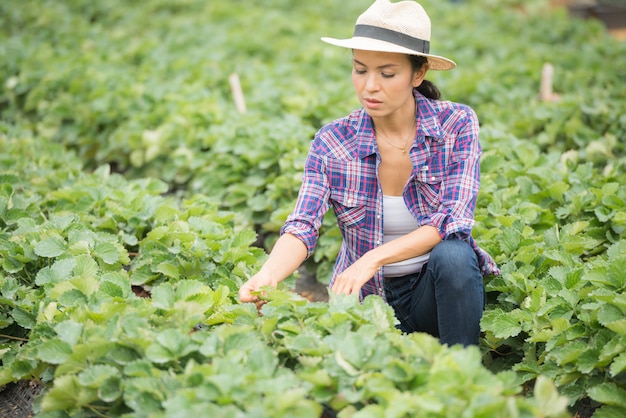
[229,73,247,114]
[540,62,560,102]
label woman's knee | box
[428,239,482,288]
[430,238,476,269]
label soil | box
[0,380,44,418]
[294,268,329,302]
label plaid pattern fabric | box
[282,90,500,299]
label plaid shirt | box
[282,90,500,299]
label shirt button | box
[431,176,436,181]
[376,240,381,245]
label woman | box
[239,0,500,346]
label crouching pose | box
[239,0,500,346]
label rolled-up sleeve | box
[281,149,330,258]
[419,105,481,241]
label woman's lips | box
[364,98,382,109]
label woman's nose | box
[365,74,380,91]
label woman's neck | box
[371,99,416,137]
[372,110,416,139]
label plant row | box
[1,0,626,416]
[0,132,570,417]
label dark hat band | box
[353,24,430,54]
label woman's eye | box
[382,73,395,78]
[354,69,366,75]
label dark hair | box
[409,55,441,100]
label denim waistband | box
[384,263,428,281]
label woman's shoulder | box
[318,108,364,135]
[314,108,366,142]
[417,93,477,122]
[415,94,479,141]
[418,96,478,137]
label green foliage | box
[3,286,571,417]
[1,0,626,416]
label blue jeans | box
[384,238,485,346]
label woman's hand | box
[238,233,308,308]
[330,226,441,296]
[330,254,380,295]
[238,270,279,310]
[238,270,278,302]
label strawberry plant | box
[2,0,626,416]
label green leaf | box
[34,236,67,258]
[57,288,89,307]
[41,374,99,412]
[99,375,123,402]
[247,346,279,378]
[156,261,180,280]
[72,254,99,280]
[595,206,614,222]
[361,295,397,331]
[590,405,626,418]
[334,350,360,376]
[50,215,76,231]
[37,339,73,364]
[382,358,415,383]
[605,319,626,335]
[232,228,257,248]
[35,257,76,285]
[532,375,569,416]
[598,304,625,326]
[480,308,522,339]
[78,364,120,389]
[55,320,83,346]
[152,283,175,310]
[123,360,155,378]
[499,227,521,254]
[610,352,626,377]
[145,329,195,363]
[11,307,36,329]
[108,344,142,365]
[155,204,180,222]
[550,340,588,366]
[2,256,24,274]
[588,382,626,408]
[175,280,210,302]
[71,276,100,298]
[284,332,329,357]
[144,344,176,365]
[94,241,120,264]
[98,281,123,298]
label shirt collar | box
[414,90,445,143]
[353,90,445,159]
[354,109,378,159]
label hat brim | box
[321,36,456,71]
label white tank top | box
[382,195,430,277]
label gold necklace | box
[375,121,416,154]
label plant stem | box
[0,333,29,342]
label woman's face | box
[352,49,426,120]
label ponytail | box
[409,55,441,100]
[416,80,441,100]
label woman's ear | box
[413,63,429,87]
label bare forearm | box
[258,233,308,283]
[364,225,441,270]
[239,233,308,303]
[331,225,441,295]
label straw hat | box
[321,0,456,71]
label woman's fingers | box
[238,281,259,303]
[331,276,359,295]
